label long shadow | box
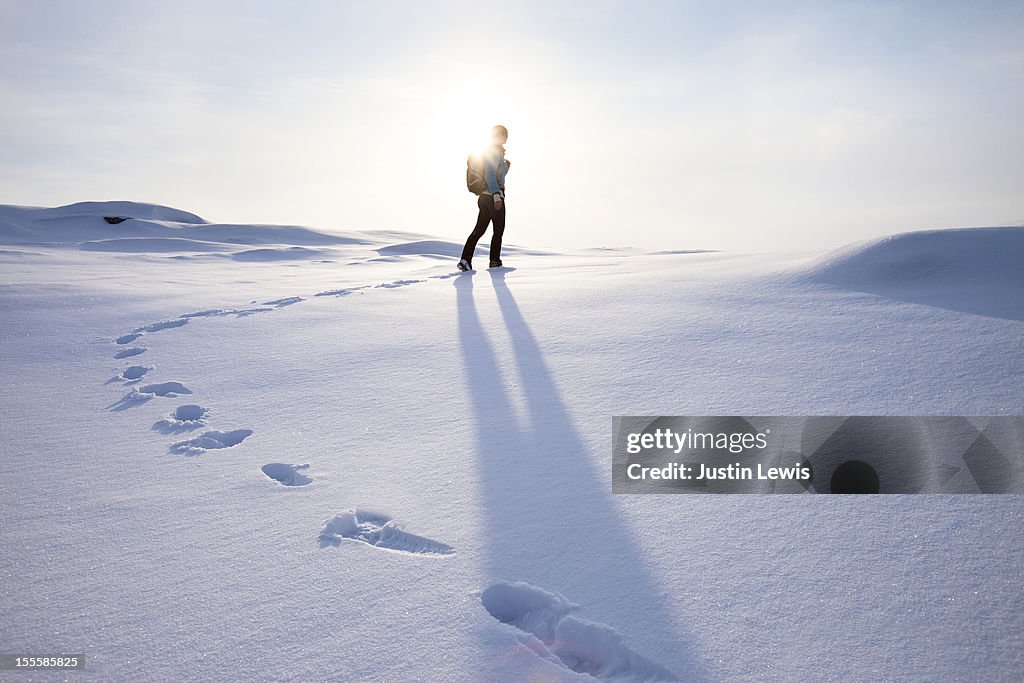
[455,271,702,680]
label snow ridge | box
[800,226,1024,319]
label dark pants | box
[461,193,505,263]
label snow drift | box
[801,226,1024,320]
[0,201,371,250]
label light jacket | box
[482,145,509,196]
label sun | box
[427,86,507,159]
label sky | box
[1,0,1022,252]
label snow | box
[1,201,1022,681]
[319,509,457,556]
[801,226,1024,320]
[261,463,313,487]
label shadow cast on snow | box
[455,269,702,680]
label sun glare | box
[428,86,510,159]
[417,72,539,204]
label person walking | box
[459,125,510,271]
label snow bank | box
[801,226,1024,319]
[17,200,207,224]
[0,201,374,250]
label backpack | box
[466,154,487,195]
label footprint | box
[115,318,187,344]
[261,463,313,486]
[318,509,454,555]
[182,309,226,318]
[182,307,272,319]
[138,381,192,397]
[261,296,304,307]
[170,429,253,455]
[481,582,676,682]
[154,404,209,433]
[120,365,151,382]
[109,381,193,410]
[136,318,189,333]
[375,279,424,289]
[234,307,273,317]
[114,347,147,359]
[315,285,370,298]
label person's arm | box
[484,150,502,196]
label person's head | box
[492,124,508,146]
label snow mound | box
[801,227,1024,319]
[31,200,206,224]
[804,226,1024,286]
[0,201,373,249]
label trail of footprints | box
[103,271,675,680]
[101,270,671,679]
[105,273,456,553]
